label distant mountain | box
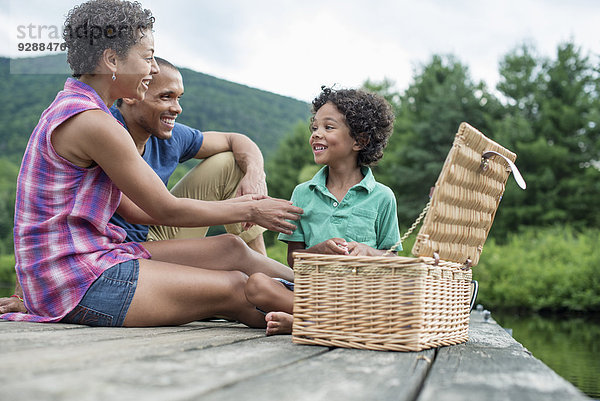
[0,54,310,162]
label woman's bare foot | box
[0,296,27,314]
[265,311,293,336]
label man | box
[0,57,270,314]
[112,56,268,253]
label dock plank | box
[201,346,435,401]
[0,313,590,400]
[0,324,265,374]
[0,322,326,401]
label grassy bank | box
[0,254,15,296]
[474,226,600,313]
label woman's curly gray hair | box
[312,86,395,167]
[63,0,154,77]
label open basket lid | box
[410,122,524,267]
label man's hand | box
[0,296,27,314]
[236,170,267,198]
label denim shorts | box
[61,259,139,327]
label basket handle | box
[384,200,431,255]
[480,150,527,190]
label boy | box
[245,87,400,335]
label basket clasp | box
[433,252,440,266]
[480,150,527,190]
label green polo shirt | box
[278,166,401,251]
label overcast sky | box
[2,0,599,101]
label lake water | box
[493,310,600,399]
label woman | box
[1,0,302,328]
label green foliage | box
[0,158,19,255]
[0,254,16,296]
[473,226,600,312]
[491,43,600,237]
[263,120,314,246]
[0,54,310,163]
[373,55,502,230]
[177,67,310,157]
[266,240,288,266]
[265,121,314,200]
[0,56,71,163]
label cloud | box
[2,0,599,101]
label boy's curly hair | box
[311,86,395,167]
[63,0,154,77]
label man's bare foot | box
[265,311,293,336]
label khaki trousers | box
[147,151,266,243]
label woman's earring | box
[112,72,116,81]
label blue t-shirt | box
[109,106,204,242]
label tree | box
[0,158,19,255]
[492,42,600,235]
[374,55,501,231]
[265,121,314,201]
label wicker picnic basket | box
[291,122,524,352]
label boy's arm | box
[286,241,306,268]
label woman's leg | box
[123,258,265,328]
[142,234,293,282]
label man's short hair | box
[115,56,178,107]
[154,56,177,72]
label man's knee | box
[170,151,241,201]
[205,151,236,167]
[200,151,239,181]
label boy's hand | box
[311,238,349,255]
[346,241,378,256]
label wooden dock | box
[0,310,590,401]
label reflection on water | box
[494,311,600,399]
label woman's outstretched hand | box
[250,197,303,235]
